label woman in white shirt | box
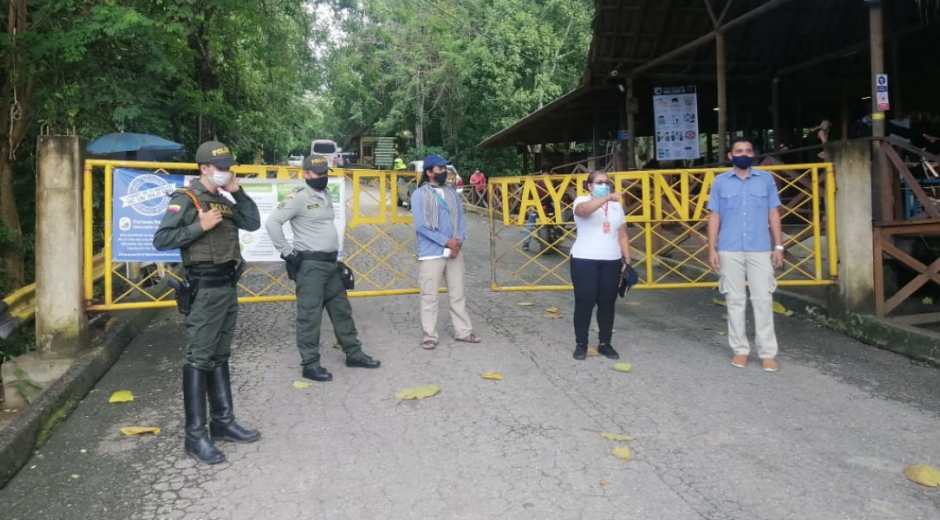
[569,171,632,360]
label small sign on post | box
[875,74,889,112]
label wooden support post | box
[892,39,902,117]
[590,112,600,171]
[626,78,636,169]
[717,32,728,160]
[869,2,885,139]
[771,78,781,150]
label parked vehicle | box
[311,139,343,167]
[287,155,304,167]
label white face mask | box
[209,170,232,187]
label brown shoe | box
[731,354,748,368]
[762,358,779,372]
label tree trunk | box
[0,0,31,291]
[0,149,25,290]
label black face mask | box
[306,176,328,190]
[432,172,448,185]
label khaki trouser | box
[418,254,473,342]
[718,251,779,359]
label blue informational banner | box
[111,168,185,262]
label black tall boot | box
[207,362,261,443]
[183,365,225,464]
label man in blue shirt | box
[411,154,482,350]
[706,137,784,372]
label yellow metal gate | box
[486,164,837,291]
[83,160,421,311]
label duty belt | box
[297,251,338,263]
[186,264,237,288]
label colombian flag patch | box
[167,204,181,213]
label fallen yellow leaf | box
[613,363,633,373]
[599,479,611,486]
[772,301,794,317]
[395,385,441,400]
[904,464,940,487]
[586,347,600,357]
[545,307,560,314]
[612,446,632,461]
[292,381,313,389]
[120,427,161,436]
[517,302,535,306]
[712,298,727,307]
[600,432,635,442]
[543,313,562,319]
[109,391,134,403]
[481,372,503,381]
[104,317,119,331]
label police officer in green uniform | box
[153,141,261,464]
[264,155,380,382]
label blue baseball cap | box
[422,153,450,171]
[618,264,639,297]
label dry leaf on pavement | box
[586,348,600,357]
[613,363,633,373]
[481,372,503,381]
[517,302,535,306]
[772,301,794,316]
[395,385,441,400]
[600,432,635,442]
[120,427,161,436]
[109,390,134,403]
[292,381,313,389]
[905,464,940,487]
[612,446,632,461]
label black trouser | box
[570,257,621,346]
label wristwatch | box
[774,245,785,251]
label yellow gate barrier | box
[83,160,421,311]
[486,164,837,291]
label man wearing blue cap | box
[410,153,481,350]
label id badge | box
[603,221,611,234]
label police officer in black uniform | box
[153,141,261,464]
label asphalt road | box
[1,211,939,520]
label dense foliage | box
[0,0,591,293]
[313,0,592,172]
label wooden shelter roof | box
[480,0,939,149]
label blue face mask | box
[592,184,611,198]
[731,155,754,170]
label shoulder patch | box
[167,204,181,213]
[276,201,287,209]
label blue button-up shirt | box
[706,168,781,252]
